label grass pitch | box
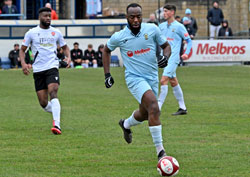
[0,66,249,177]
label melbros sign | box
[184,40,249,62]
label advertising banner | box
[184,40,250,62]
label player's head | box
[175,15,181,22]
[14,43,19,50]
[126,3,142,30]
[73,42,79,49]
[38,7,51,28]
[163,4,176,20]
[88,44,93,51]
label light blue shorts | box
[162,62,179,78]
[125,74,159,104]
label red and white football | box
[157,156,179,176]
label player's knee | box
[160,77,169,85]
[39,100,48,108]
[169,78,178,87]
[148,101,160,116]
[93,60,97,64]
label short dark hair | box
[213,0,219,4]
[126,3,142,13]
[38,7,51,14]
[73,42,79,46]
[163,4,176,12]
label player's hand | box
[64,58,71,68]
[105,73,114,88]
[181,54,188,60]
[21,62,31,75]
[158,55,169,68]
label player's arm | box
[157,42,171,68]
[102,45,114,88]
[181,38,192,60]
[61,45,71,68]
[20,45,31,75]
[177,24,192,60]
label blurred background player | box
[8,43,20,68]
[96,44,104,67]
[70,42,83,68]
[158,4,192,115]
[83,44,97,68]
[102,3,171,161]
[19,7,71,135]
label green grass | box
[0,66,249,177]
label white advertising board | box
[184,40,250,62]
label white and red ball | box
[157,156,179,176]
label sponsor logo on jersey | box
[127,51,133,57]
[127,48,151,57]
[167,37,174,41]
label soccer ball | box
[157,156,179,176]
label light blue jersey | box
[159,20,191,64]
[107,23,166,103]
[107,23,166,80]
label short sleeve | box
[154,26,166,46]
[22,30,32,47]
[57,30,66,47]
[107,33,119,51]
[178,24,191,41]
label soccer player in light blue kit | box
[158,4,192,115]
[102,3,171,160]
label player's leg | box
[158,76,169,110]
[119,76,151,143]
[170,77,187,115]
[82,59,89,68]
[46,68,61,134]
[119,105,146,144]
[158,62,178,110]
[92,59,98,68]
[33,71,52,113]
[141,90,166,160]
[36,89,52,113]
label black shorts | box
[33,68,60,92]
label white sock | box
[43,101,52,113]
[149,125,164,155]
[124,111,142,129]
[158,85,168,110]
[93,64,98,68]
[51,98,61,128]
[173,84,186,110]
